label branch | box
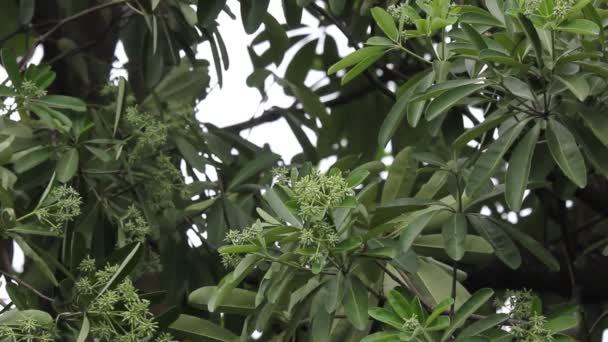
[0,271,54,302]
[224,107,285,132]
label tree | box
[1,0,607,340]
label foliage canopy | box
[1,0,608,340]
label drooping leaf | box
[441,288,494,341]
[169,315,239,341]
[56,148,79,183]
[505,123,540,211]
[546,118,587,188]
[442,213,468,261]
[465,119,529,197]
[467,215,521,269]
[344,275,369,330]
[381,146,417,204]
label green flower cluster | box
[0,317,54,341]
[511,315,554,341]
[74,258,171,341]
[221,168,354,268]
[495,289,555,341]
[35,185,82,234]
[401,315,423,335]
[522,0,575,19]
[293,171,352,222]
[126,107,168,161]
[121,205,150,244]
[145,154,183,210]
[222,223,264,268]
[20,80,47,99]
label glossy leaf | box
[371,7,399,41]
[467,215,521,269]
[426,83,487,120]
[505,123,540,211]
[546,118,587,188]
[466,119,529,197]
[441,288,494,341]
[442,213,468,261]
[344,275,369,330]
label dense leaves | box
[1,0,608,340]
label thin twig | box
[0,271,54,302]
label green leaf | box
[169,314,239,341]
[265,187,302,228]
[411,79,486,103]
[228,152,279,190]
[76,314,90,342]
[198,0,226,28]
[361,331,402,342]
[56,148,79,183]
[465,119,529,197]
[413,234,494,255]
[189,286,256,314]
[11,234,58,286]
[387,288,413,320]
[518,14,543,67]
[467,215,521,269]
[378,71,433,146]
[503,76,535,101]
[505,123,540,211]
[218,244,261,254]
[0,85,16,96]
[346,169,369,188]
[328,47,386,75]
[442,213,468,261]
[19,0,35,25]
[209,255,261,312]
[441,288,494,341]
[175,137,205,172]
[413,258,470,309]
[457,313,509,338]
[345,275,369,330]
[341,52,384,85]
[426,298,453,326]
[324,271,345,313]
[494,218,560,272]
[368,307,403,329]
[545,310,578,332]
[555,75,589,102]
[576,60,608,78]
[371,7,399,41]
[578,111,608,147]
[32,95,86,112]
[381,146,417,204]
[35,172,56,210]
[400,209,441,252]
[96,243,142,299]
[461,23,488,50]
[452,112,511,149]
[240,0,270,34]
[113,77,126,137]
[556,19,600,35]
[366,36,395,46]
[426,83,487,120]
[546,118,587,188]
[1,49,21,88]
